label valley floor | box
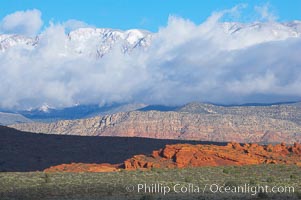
[1,165,301,200]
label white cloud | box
[255,3,278,21]
[0,6,301,110]
[0,9,43,36]
[63,19,92,33]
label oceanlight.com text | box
[125,183,295,196]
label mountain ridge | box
[1,21,300,56]
[9,102,301,144]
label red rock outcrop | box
[124,142,301,170]
[44,142,301,172]
[44,163,120,173]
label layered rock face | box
[124,142,301,170]
[43,142,301,172]
[10,103,301,143]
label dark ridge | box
[138,105,179,112]
[0,126,225,172]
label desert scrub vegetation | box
[0,164,300,200]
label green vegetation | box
[0,165,300,200]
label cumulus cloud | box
[0,9,43,36]
[0,6,301,110]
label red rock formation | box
[44,163,119,173]
[44,142,301,172]
[124,142,301,170]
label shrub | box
[151,167,163,173]
[41,173,50,183]
[184,176,193,183]
[290,174,296,179]
[224,180,238,187]
[266,177,275,183]
[249,179,256,185]
[222,168,230,174]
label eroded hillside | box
[10,103,301,143]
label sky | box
[0,0,301,32]
[0,1,301,110]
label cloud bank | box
[0,9,43,36]
[0,6,301,110]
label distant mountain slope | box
[178,102,301,125]
[10,102,301,144]
[0,112,32,125]
[138,105,179,112]
[19,103,146,122]
[0,126,218,172]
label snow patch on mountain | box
[0,28,152,57]
[1,21,300,56]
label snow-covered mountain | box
[0,34,37,52]
[68,28,151,57]
[220,21,301,49]
[18,103,148,122]
[0,28,152,57]
[223,21,301,37]
[1,21,300,56]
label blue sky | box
[1,0,301,31]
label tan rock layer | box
[10,110,301,143]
